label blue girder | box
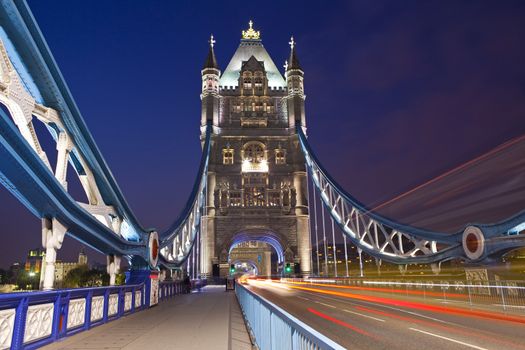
[297,126,525,263]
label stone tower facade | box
[199,23,311,278]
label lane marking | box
[308,308,374,337]
[409,328,489,350]
[492,304,525,309]
[316,301,336,309]
[303,290,457,326]
[343,309,385,322]
[297,296,310,301]
[303,289,456,325]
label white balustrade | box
[67,298,86,330]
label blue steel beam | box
[0,0,148,240]
[0,107,147,258]
[297,126,525,263]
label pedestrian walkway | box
[43,285,254,350]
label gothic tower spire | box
[201,34,221,130]
[285,35,306,129]
[286,36,302,71]
[203,34,219,70]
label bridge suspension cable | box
[158,122,212,268]
[298,126,525,264]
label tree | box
[64,266,110,288]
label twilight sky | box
[1,0,524,268]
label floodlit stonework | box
[200,23,311,278]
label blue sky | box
[1,0,524,267]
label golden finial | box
[209,34,216,48]
[289,36,295,49]
[242,20,261,40]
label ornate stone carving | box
[124,292,132,312]
[150,278,159,306]
[90,296,104,322]
[0,308,15,349]
[135,290,142,308]
[67,298,86,330]
[24,303,54,344]
[107,294,118,316]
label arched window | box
[242,72,252,89]
[222,147,234,165]
[244,142,265,163]
[242,142,268,172]
[275,147,286,165]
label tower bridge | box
[0,1,524,349]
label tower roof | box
[203,34,219,70]
[287,36,302,71]
[219,21,286,88]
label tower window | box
[223,148,234,165]
[275,148,286,164]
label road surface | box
[245,279,525,350]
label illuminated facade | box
[200,22,311,278]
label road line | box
[316,301,336,309]
[297,296,310,301]
[492,304,525,309]
[343,309,385,322]
[409,328,489,350]
[302,289,457,326]
[305,290,457,325]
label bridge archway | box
[224,229,290,277]
[229,259,259,275]
[228,230,285,263]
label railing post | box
[84,290,93,330]
[11,296,29,350]
[131,286,136,313]
[102,288,110,323]
[118,287,125,317]
[499,282,507,311]
[55,292,69,339]
[51,292,63,340]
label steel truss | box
[158,123,211,268]
[297,127,525,264]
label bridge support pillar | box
[107,255,121,286]
[41,217,67,291]
[54,131,73,189]
[200,216,215,280]
[264,251,272,277]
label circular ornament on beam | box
[462,226,485,261]
[148,231,159,268]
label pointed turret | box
[201,34,221,130]
[203,35,219,70]
[285,36,306,129]
[286,36,302,71]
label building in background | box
[24,248,45,275]
[39,249,88,288]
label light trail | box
[285,283,525,325]
[307,308,374,338]
[283,280,469,299]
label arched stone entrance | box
[213,229,295,277]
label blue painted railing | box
[236,283,345,350]
[158,279,207,301]
[0,279,191,350]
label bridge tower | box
[199,22,311,278]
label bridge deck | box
[42,286,253,350]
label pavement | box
[245,279,525,350]
[43,285,254,350]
